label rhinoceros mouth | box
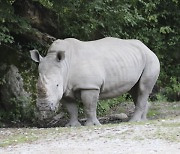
[36,97,59,110]
[39,110,55,119]
[36,110,56,125]
[36,98,60,122]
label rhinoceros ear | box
[56,51,65,62]
[30,49,43,63]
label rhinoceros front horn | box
[37,75,48,98]
[37,84,47,98]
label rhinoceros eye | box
[56,84,59,87]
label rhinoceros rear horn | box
[56,51,65,62]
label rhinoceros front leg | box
[81,90,101,126]
[62,98,81,127]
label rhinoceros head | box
[30,48,65,121]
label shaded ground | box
[0,102,180,154]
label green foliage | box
[36,0,53,8]
[0,26,14,43]
[0,96,33,122]
[157,77,180,101]
[45,0,146,40]
[0,0,179,123]
[97,94,132,116]
[0,0,32,44]
[77,94,131,117]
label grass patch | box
[161,122,180,128]
[167,105,180,111]
[133,136,145,141]
[0,133,38,147]
[0,126,89,147]
[153,128,180,142]
[147,108,161,118]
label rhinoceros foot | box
[85,119,101,126]
[129,113,148,122]
[65,121,82,127]
[129,117,147,122]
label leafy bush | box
[0,0,179,124]
[97,94,132,116]
[0,0,32,44]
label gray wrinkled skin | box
[30,37,160,126]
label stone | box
[109,113,128,120]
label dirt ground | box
[0,102,180,154]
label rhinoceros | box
[30,37,160,126]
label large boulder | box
[0,64,31,120]
[13,0,58,37]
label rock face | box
[0,65,30,111]
[13,0,58,37]
[12,0,56,47]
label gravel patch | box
[0,117,180,154]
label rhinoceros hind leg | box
[129,95,149,122]
[141,102,149,121]
[81,90,101,126]
[62,98,81,127]
[129,76,157,122]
